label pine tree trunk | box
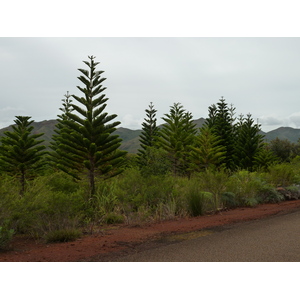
[20,169,25,196]
[88,159,96,200]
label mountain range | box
[0,118,299,154]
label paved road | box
[114,210,300,262]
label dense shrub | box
[256,185,284,203]
[188,189,213,216]
[0,223,14,250]
[103,213,125,224]
[226,170,265,206]
[222,192,238,208]
[267,164,297,187]
[2,159,300,241]
[196,169,228,210]
[45,228,82,243]
[8,175,85,237]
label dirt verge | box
[1,200,300,262]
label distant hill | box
[263,127,300,144]
[0,118,300,154]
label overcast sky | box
[1,37,300,132]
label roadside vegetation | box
[1,56,300,249]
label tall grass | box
[1,162,299,243]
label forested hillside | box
[0,117,299,153]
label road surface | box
[112,210,300,262]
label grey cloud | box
[1,37,300,131]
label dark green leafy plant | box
[45,228,82,243]
[0,116,47,195]
[103,213,125,224]
[222,192,238,208]
[0,223,14,250]
[187,189,209,217]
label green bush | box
[188,190,212,217]
[9,175,85,237]
[139,147,172,177]
[267,164,297,186]
[114,168,145,211]
[46,171,80,193]
[222,192,238,208]
[244,197,259,207]
[45,228,82,243]
[94,180,118,214]
[155,197,180,221]
[285,185,300,200]
[226,170,265,206]
[0,224,14,250]
[196,169,228,211]
[257,185,284,203]
[103,213,125,224]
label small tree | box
[158,103,197,176]
[50,91,83,178]
[205,97,236,170]
[253,143,279,171]
[189,125,226,172]
[52,56,127,199]
[234,114,264,171]
[268,138,299,163]
[137,102,160,168]
[0,116,46,195]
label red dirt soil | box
[2,200,300,262]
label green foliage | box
[244,198,259,207]
[268,138,300,163]
[0,116,47,194]
[226,170,265,206]
[50,92,83,179]
[137,102,160,167]
[256,185,284,203]
[234,114,264,171]
[8,174,85,238]
[0,222,14,250]
[139,147,171,177]
[196,169,229,211]
[187,185,212,217]
[205,97,236,170]
[115,168,176,211]
[253,144,279,171]
[90,179,119,221]
[45,228,82,243]
[103,213,125,224]
[189,125,226,171]
[158,103,197,176]
[51,56,127,198]
[221,192,239,208]
[285,185,300,199]
[267,163,297,187]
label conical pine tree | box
[189,125,226,172]
[53,56,127,198]
[205,97,236,170]
[234,114,264,171]
[0,116,46,195]
[50,92,83,178]
[137,102,160,167]
[158,103,197,176]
